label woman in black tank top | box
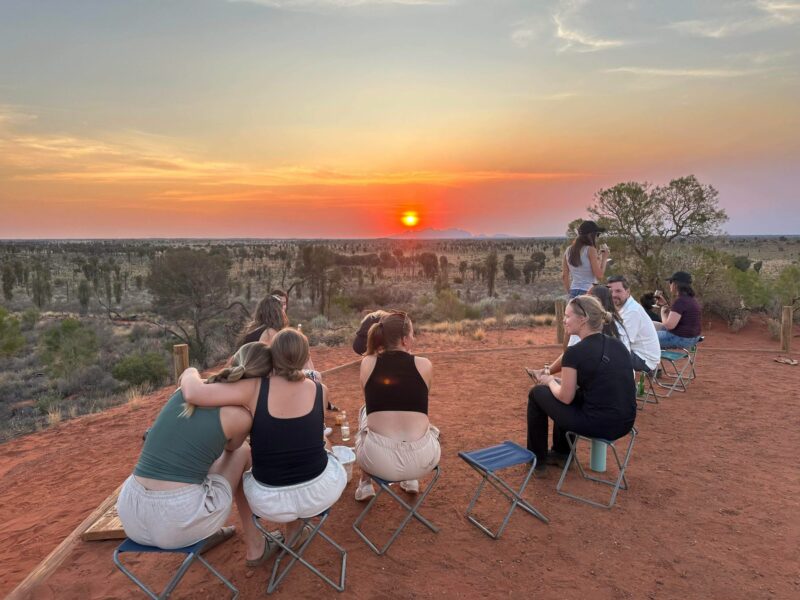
[353,311,441,501]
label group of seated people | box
[118,271,701,561]
[527,270,702,472]
[118,296,439,565]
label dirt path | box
[1,322,798,599]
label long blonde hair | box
[180,342,273,417]
[270,328,309,382]
[568,295,613,332]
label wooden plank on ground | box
[81,504,126,541]
[6,483,122,600]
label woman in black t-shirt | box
[527,295,636,473]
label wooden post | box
[555,299,566,344]
[780,306,793,353]
[173,343,189,384]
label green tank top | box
[134,389,227,484]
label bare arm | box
[359,355,377,389]
[414,356,433,390]
[587,246,609,281]
[180,368,258,409]
[661,308,682,331]
[538,367,577,404]
[220,406,253,450]
[561,254,570,293]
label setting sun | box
[401,211,419,228]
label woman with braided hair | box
[181,329,347,564]
[117,342,280,565]
[526,295,636,474]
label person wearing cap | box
[654,271,702,348]
[562,220,611,299]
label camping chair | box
[652,337,704,397]
[352,466,440,555]
[252,509,346,593]
[458,441,549,539]
[556,427,637,509]
[113,536,238,599]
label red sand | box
[1,320,798,599]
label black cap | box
[667,271,692,284]
[578,220,606,235]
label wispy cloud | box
[668,0,800,38]
[552,0,628,53]
[227,0,453,9]
[604,66,771,79]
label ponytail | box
[365,312,411,355]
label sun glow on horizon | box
[401,211,419,227]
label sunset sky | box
[1,0,799,238]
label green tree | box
[112,352,169,387]
[31,263,52,309]
[40,318,98,378]
[773,265,800,308]
[589,175,728,288]
[78,279,91,315]
[485,251,498,297]
[502,254,520,282]
[0,307,25,357]
[148,248,232,366]
[2,264,14,301]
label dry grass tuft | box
[47,407,62,426]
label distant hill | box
[388,228,516,240]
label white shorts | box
[117,474,233,549]
[244,454,347,522]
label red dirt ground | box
[1,319,798,599]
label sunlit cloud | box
[668,0,800,38]
[604,66,771,79]
[552,0,628,53]
[228,0,453,8]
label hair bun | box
[602,310,613,324]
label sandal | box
[199,525,236,554]
[245,530,284,567]
[290,523,314,550]
[326,401,340,412]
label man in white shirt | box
[607,275,661,373]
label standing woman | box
[527,295,636,472]
[353,311,441,500]
[562,220,611,298]
[181,330,347,560]
[654,271,702,348]
[117,343,276,563]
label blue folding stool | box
[651,337,703,398]
[556,427,637,509]
[113,536,238,599]
[252,509,346,593]
[352,466,440,555]
[459,441,548,539]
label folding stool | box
[352,466,440,555]
[113,536,238,599]
[252,509,346,593]
[556,427,637,509]
[458,441,548,539]
[650,337,704,398]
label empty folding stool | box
[113,535,238,599]
[352,466,440,555]
[252,509,347,593]
[556,427,637,509]
[459,441,549,539]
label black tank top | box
[250,377,327,486]
[243,325,267,345]
[364,350,429,415]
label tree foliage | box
[40,318,98,378]
[112,352,169,387]
[0,307,25,357]
[589,175,728,288]
[485,251,498,297]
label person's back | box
[671,295,702,338]
[620,296,661,371]
[565,246,594,292]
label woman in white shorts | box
[181,328,347,552]
[117,343,280,566]
[353,311,441,501]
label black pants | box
[526,385,634,464]
[630,351,652,374]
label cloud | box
[668,0,800,38]
[604,66,770,78]
[552,0,628,52]
[227,0,453,9]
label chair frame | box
[352,466,440,555]
[556,427,637,509]
[650,338,703,398]
[113,537,238,600]
[252,510,346,593]
[459,441,549,539]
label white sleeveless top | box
[565,245,595,291]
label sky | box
[0,0,799,238]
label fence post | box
[555,299,565,344]
[173,344,189,384]
[780,306,793,353]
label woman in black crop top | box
[353,311,441,501]
[526,295,636,473]
[182,329,347,566]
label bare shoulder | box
[414,356,433,374]
[220,404,253,433]
[360,355,377,384]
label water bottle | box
[544,364,550,376]
[340,412,351,442]
[637,372,646,397]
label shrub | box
[0,307,25,357]
[21,308,40,331]
[112,352,170,387]
[40,318,98,378]
[310,315,330,330]
[434,290,467,322]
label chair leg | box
[353,467,440,555]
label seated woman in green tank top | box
[117,343,282,566]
